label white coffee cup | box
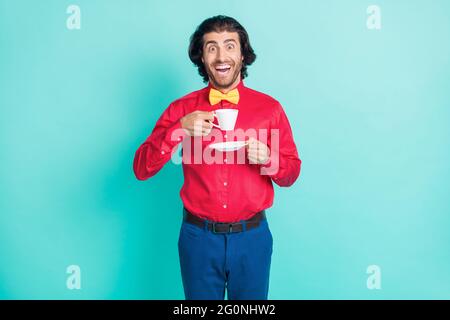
[208,109,238,131]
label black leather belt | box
[183,207,266,234]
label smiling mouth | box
[214,65,232,76]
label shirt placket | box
[215,98,239,217]
[220,100,229,213]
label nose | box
[215,47,226,62]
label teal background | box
[1,0,449,299]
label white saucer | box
[208,141,247,152]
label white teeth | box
[215,65,231,70]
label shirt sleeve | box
[133,103,188,180]
[260,103,302,187]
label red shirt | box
[133,80,301,222]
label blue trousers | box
[177,208,273,300]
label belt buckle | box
[212,222,236,234]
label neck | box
[210,75,241,93]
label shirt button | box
[223,204,227,209]
[224,158,227,163]
[224,134,227,139]
[177,137,181,141]
[224,182,227,186]
[161,150,165,155]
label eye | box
[227,44,235,50]
[208,46,216,53]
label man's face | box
[201,31,244,92]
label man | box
[133,15,301,300]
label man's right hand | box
[180,111,214,136]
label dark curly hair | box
[188,15,257,83]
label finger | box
[190,122,202,132]
[247,156,258,164]
[203,121,213,129]
[196,112,214,121]
[258,154,268,163]
[260,156,270,164]
[258,154,268,162]
[193,119,206,127]
[257,148,268,155]
[202,128,212,135]
[193,110,211,115]
[247,151,257,159]
[194,110,211,115]
[254,144,267,152]
[246,141,256,149]
[192,126,204,136]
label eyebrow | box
[204,39,238,47]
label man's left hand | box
[246,137,270,165]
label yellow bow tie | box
[209,88,240,105]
